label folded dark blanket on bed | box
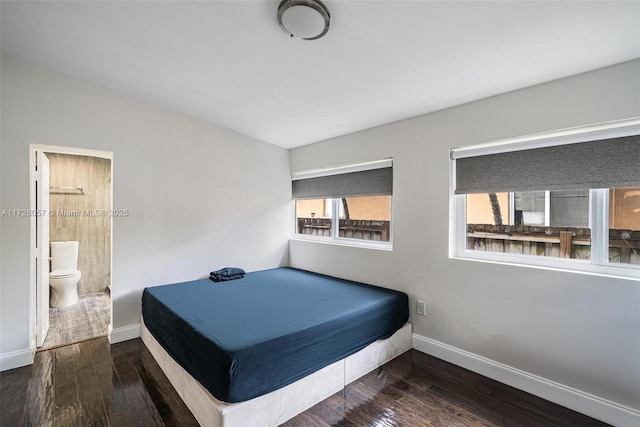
[210,267,246,282]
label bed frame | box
[141,319,412,427]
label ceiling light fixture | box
[277,0,330,41]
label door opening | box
[29,144,113,351]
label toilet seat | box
[50,268,81,279]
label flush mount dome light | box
[277,0,330,40]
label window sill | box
[291,234,393,251]
[450,251,640,282]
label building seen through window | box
[296,196,391,242]
[466,188,640,264]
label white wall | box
[0,54,291,363]
[290,60,640,422]
[2,52,638,423]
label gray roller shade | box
[455,135,640,194]
[292,167,393,199]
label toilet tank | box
[50,241,79,271]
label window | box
[292,160,393,247]
[466,191,591,260]
[609,187,640,265]
[451,119,640,278]
[295,196,392,242]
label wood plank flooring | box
[0,338,610,426]
[41,292,111,351]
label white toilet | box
[49,241,81,308]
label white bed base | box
[141,319,412,427]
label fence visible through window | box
[466,189,640,265]
[296,196,391,243]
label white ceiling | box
[1,1,639,149]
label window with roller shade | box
[450,120,640,278]
[292,160,393,246]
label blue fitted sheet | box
[142,267,408,403]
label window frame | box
[290,158,394,251]
[292,195,394,250]
[449,119,640,281]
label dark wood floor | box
[0,337,609,427]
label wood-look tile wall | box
[48,153,111,295]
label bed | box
[141,267,411,426]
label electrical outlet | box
[416,300,426,316]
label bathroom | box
[41,152,112,350]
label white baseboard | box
[108,323,141,344]
[0,347,35,372]
[2,324,141,370]
[412,333,639,427]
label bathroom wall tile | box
[48,154,111,295]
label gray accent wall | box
[290,60,640,413]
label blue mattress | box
[142,267,408,403]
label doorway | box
[30,144,113,351]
